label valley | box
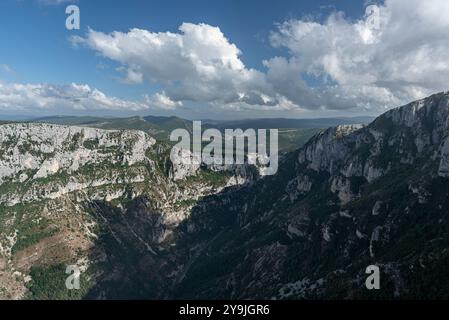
[0,94,448,299]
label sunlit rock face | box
[0,123,156,182]
[0,122,255,299]
[292,92,449,204]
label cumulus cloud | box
[0,82,175,112]
[72,0,449,114]
[266,0,449,111]
[73,23,278,109]
[144,92,183,110]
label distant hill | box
[32,115,193,142]
[204,116,374,130]
[29,115,373,152]
[32,116,105,125]
[32,115,373,130]
[143,115,193,132]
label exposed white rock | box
[409,184,430,204]
[363,161,385,182]
[322,225,332,242]
[438,137,449,177]
[0,123,155,183]
[299,125,363,173]
[369,226,382,258]
[339,210,352,218]
[169,147,201,181]
[287,224,303,238]
[356,229,366,239]
[372,201,383,216]
[330,176,353,205]
[285,174,313,202]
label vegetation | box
[12,214,58,254]
[26,264,95,300]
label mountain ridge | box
[0,92,448,299]
[168,91,449,299]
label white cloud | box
[0,82,173,112]
[144,92,183,110]
[11,0,447,116]
[265,0,449,111]
[73,23,277,109]
[75,1,449,114]
[124,68,144,84]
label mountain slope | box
[170,92,449,299]
[0,123,253,299]
[1,93,448,299]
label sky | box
[0,0,449,120]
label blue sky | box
[1,0,448,119]
[0,1,364,84]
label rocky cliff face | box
[0,123,253,299]
[168,92,449,299]
[1,92,449,300]
[0,123,157,205]
[291,92,449,205]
